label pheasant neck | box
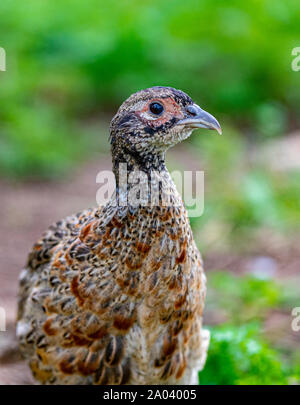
[111,150,181,211]
[112,147,167,179]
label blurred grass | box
[187,127,300,252]
[199,324,296,385]
[207,272,283,322]
[199,272,300,385]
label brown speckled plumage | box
[17,86,221,384]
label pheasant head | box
[110,86,221,174]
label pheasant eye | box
[149,102,164,115]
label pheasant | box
[17,86,221,385]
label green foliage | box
[0,0,300,176]
[201,272,300,385]
[0,104,90,178]
[207,272,283,322]
[189,127,300,244]
[199,324,292,385]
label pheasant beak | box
[177,104,222,134]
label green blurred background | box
[0,0,300,384]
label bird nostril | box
[186,105,198,117]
